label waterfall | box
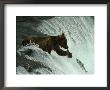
[16,16,94,74]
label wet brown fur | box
[22,33,72,58]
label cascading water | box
[16,16,94,74]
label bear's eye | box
[61,37,63,39]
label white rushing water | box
[16,16,94,74]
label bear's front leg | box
[67,50,72,58]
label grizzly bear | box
[22,33,72,58]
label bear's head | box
[57,33,68,49]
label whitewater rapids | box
[16,16,94,74]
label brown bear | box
[22,33,72,58]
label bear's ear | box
[62,33,64,36]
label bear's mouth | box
[59,45,67,51]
